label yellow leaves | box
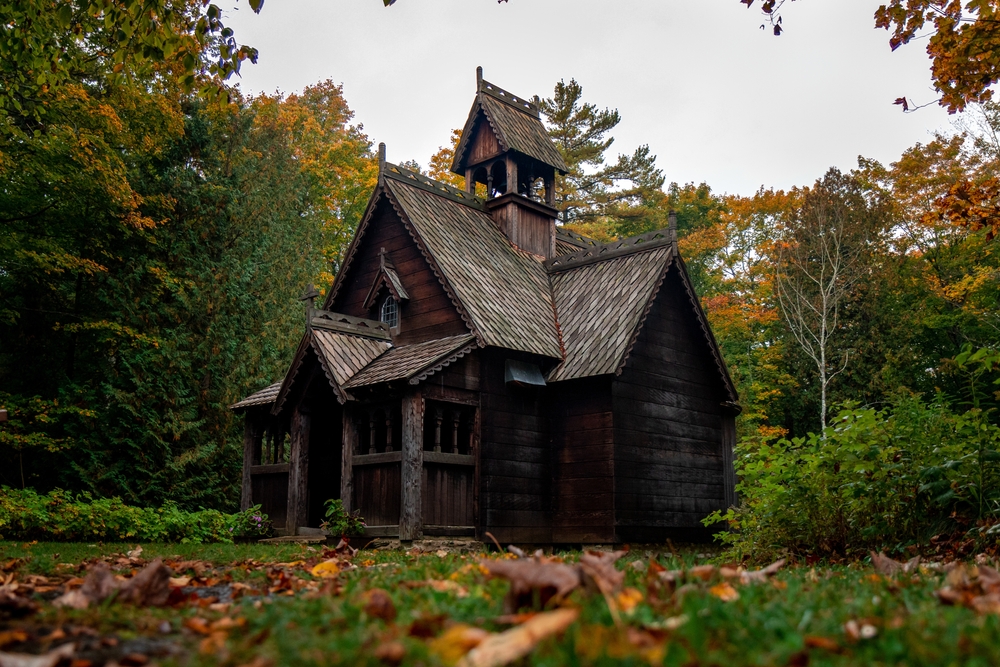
[429,625,490,664]
[709,582,740,602]
[309,559,340,578]
[615,587,643,613]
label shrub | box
[0,487,271,543]
[706,393,1000,561]
[320,499,366,538]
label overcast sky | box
[223,0,955,197]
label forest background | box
[1,1,998,556]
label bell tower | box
[451,67,569,259]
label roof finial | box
[476,66,483,90]
[299,284,320,329]
[668,210,678,250]
[378,142,386,173]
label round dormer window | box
[380,296,398,329]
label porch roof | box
[344,334,477,388]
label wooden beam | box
[240,415,259,511]
[341,407,358,514]
[722,413,737,509]
[287,404,311,535]
[399,391,424,541]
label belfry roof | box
[452,79,569,174]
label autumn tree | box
[741,0,1000,113]
[773,169,888,430]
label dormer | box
[451,67,569,259]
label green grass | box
[1,542,998,666]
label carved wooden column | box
[433,408,443,453]
[385,411,394,453]
[450,411,460,454]
[286,404,311,535]
[400,392,424,542]
[368,409,377,455]
[341,407,358,514]
[240,413,261,511]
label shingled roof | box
[230,382,281,411]
[452,78,568,175]
[549,243,673,382]
[271,329,392,412]
[345,334,477,388]
[381,165,563,360]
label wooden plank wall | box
[550,376,615,543]
[251,472,288,529]
[422,465,474,527]
[470,117,501,164]
[479,349,552,543]
[330,198,468,344]
[353,463,401,527]
[612,265,727,542]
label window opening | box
[380,296,398,328]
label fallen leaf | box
[0,642,75,667]
[183,618,212,635]
[456,608,579,667]
[579,551,626,594]
[363,589,397,623]
[615,587,643,613]
[871,552,920,577]
[740,559,786,584]
[429,625,490,663]
[126,546,143,560]
[805,635,840,651]
[309,560,340,579]
[168,577,191,587]
[0,588,39,618]
[374,641,406,665]
[688,564,716,581]
[0,632,27,649]
[482,559,581,613]
[53,560,171,609]
[709,582,739,602]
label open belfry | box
[232,68,740,544]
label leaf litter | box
[1,542,1000,665]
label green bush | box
[319,499,366,538]
[0,487,271,543]
[706,393,1000,561]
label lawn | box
[0,540,998,666]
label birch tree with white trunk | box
[774,169,880,431]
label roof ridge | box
[479,79,540,117]
[383,162,485,210]
[544,228,674,272]
[555,228,600,248]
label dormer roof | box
[452,77,569,175]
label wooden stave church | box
[232,69,740,544]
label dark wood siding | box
[470,117,501,165]
[551,376,615,543]
[612,264,728,542]
[331,197,468,344]
[479,349,552,543]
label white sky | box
[223,0,954,196]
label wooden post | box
[385,411,394,453]
[368,410,377,455]
[505,154,518,197]
[341,407,358,514]
[240,413,259,511]
[400,392,424,541]
[433,408,442,453]
[721,412,737,508]
[287,404,311,534]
